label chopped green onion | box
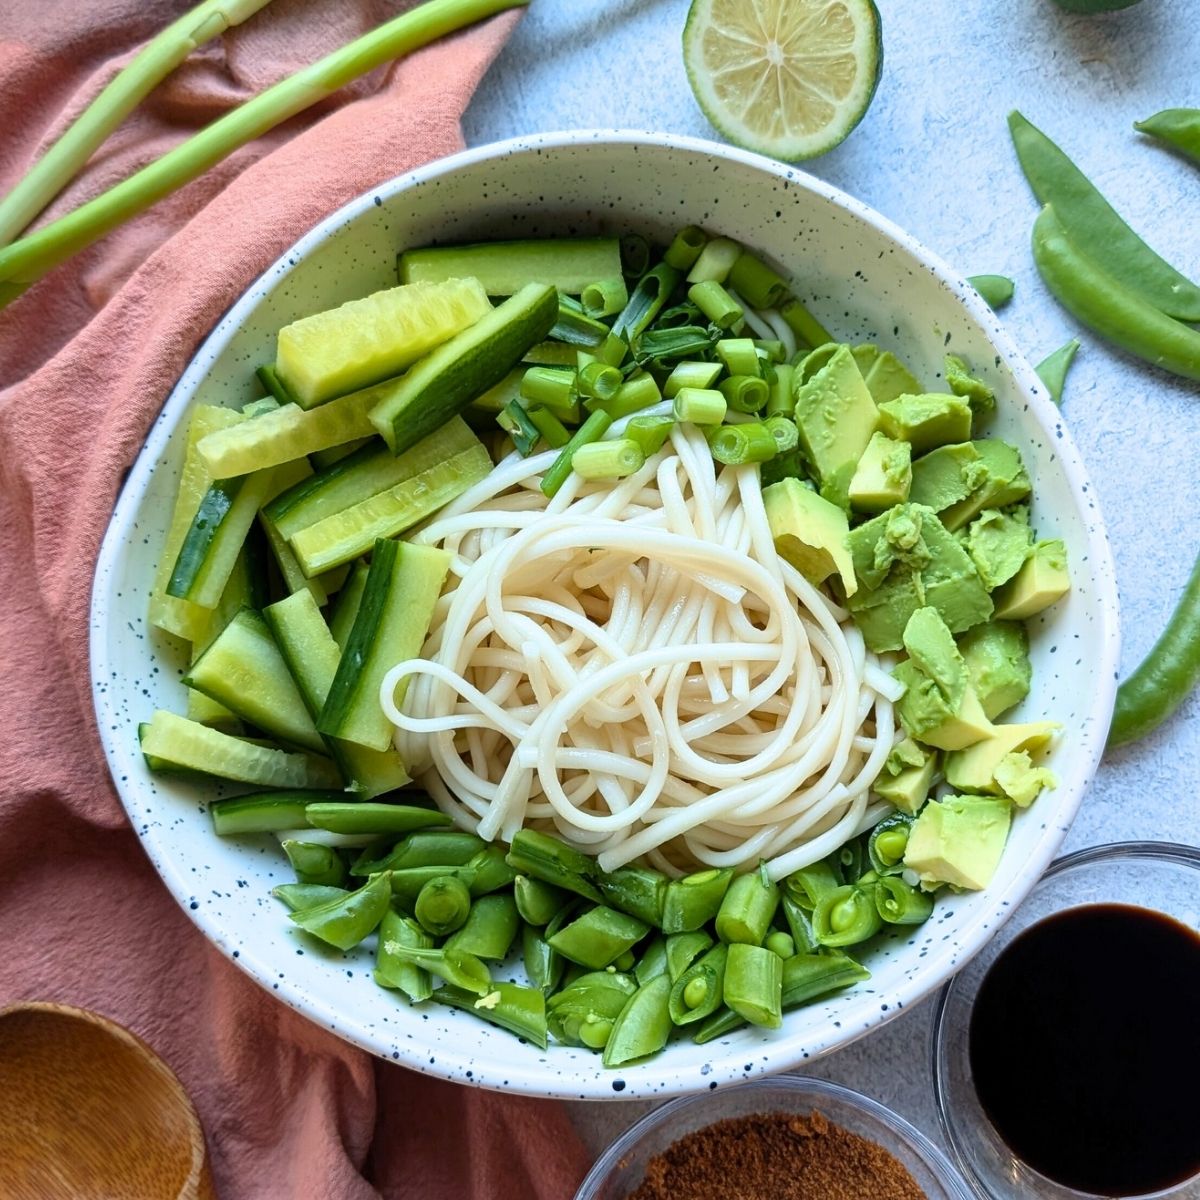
[655,301,704,328]
[673,387,727,426]
[497,400,540,456]
[577,361,623,402]
[663,225,707,271]
[625,415,675,457]
[520,367,580,423]
[764,415,799,453]
[688,280,743,330]
[715,338,761,377]
[635,325,718,369]
[687,236,742,284]
[619,233,651,278]
[779,296,833,349]
[540,410,613,498]
[596,331,629,367]
[525,404,571,449]
[755,340,786,364]
[727,251,790,309]
[590,371,662,419]
[581,276,629,319]
[571,439,646,481]
[766,362,795,418]
[612,262,681,341]
[550,295,610,346]
[719,374,769,413]
[664,360,723,397]
[706,421,778,466]
[0,0,531,301]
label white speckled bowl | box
[90,131,1120,1100]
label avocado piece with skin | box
[945,353,996,418]
[964,505,1034,590]
[846,504,993,652]
[848,432,912,512]
[877,392,973,455]
[941,440,1031,531]
[944,720,1060,803]
[909,442,987,512]
[892,607,995,751]
[903,794,1012,891]
[763,478,856,596]
[992,539,1070,619]
[791,345,879,508]
[873,738,939,814]
[958,621,1032,719]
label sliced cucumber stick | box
[264,589,410,798]
[139,711,340,789]
[260,458,327,607]
[398,238,622,295]
[329,562,370,651]
[276,277,491,408]
[289,443,491,577]
[369,282,559,455]
[183,608,326,755]
[319,539,450,752]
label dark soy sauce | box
[969,904,1200,1196]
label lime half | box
[683,0,883,161]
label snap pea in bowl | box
[90,131,1120,1099]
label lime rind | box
[683,0,883,162]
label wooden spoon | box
[0,1002,214,1199]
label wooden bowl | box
[0,1002,213,1200]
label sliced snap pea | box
[634,935,669,985]
[783,859,841,911]
[668,943,728,1026]
[282,839,346,888]
[304,801,449,836]
[661,867,734,933]
[867,813,915,876]
[464,844,518,896]
[1031,205,1200,383]
[1109,547,1200,748]
[546,905,649,970]
[966,274,1015,310]
[715,869,779,946]
[1135,108,1200,167]
[723,943,783,1029]
[547,971,637,1049]
[288,871,391,950]
[271,882,347,912]
[1034,338,1080,406]
[602,973,673,1068]
[1009,110,1200,322]
[385,945,491,995]
[388,864,476,909]
[764,930,795,959]
[666,930,714,982]
[596,863,668,927]
[780,894,818,954]
[444,893,520,960]
[522,922,564,993]
[514,875,571,926]
[375,909,433,1001]
[414,875,472,937]
[505,830,602,902]
[352,830,486,876]
[435,982,547,1049]
[875,876,935,925]
[813,884,884,948]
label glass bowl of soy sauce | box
[932,841,1200,1200]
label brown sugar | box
[626,1109,928,1200]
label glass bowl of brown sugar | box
[573,1076,974,1200]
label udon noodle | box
[380,422,902,879]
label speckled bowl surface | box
[90,131,1120,1100]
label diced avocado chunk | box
[846,504,993,652]
[944,353,995,418]
[851,343,881,377]
[992,539,1070,619]
[994,752,1058,808]
[893,608,994,751]
[941,440,1031,532]
[909,442,987,512]
[865,351,922,404]
[791,345,879,507]
[903,794,1012,891]
[958,621,1031,719]
[763,478,856,596]
[873,738,939,815]
[848,432,912,513]
[877,393,973,455]
[964,506,1034,590]
[944,721,1060,804]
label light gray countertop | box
[463,0,1200,1166]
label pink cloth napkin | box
[0,3,592,1197]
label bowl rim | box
[931,839,1200,1200]
[574,1074,977,1199]
[90,127,1121,1099]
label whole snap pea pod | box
[1031,206,1200,382]
[1109,547,1200,747]
[1135,109,1200,167]
[602,973,673,1068]
[288,871,392,950]
[1010,110,1200,321]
